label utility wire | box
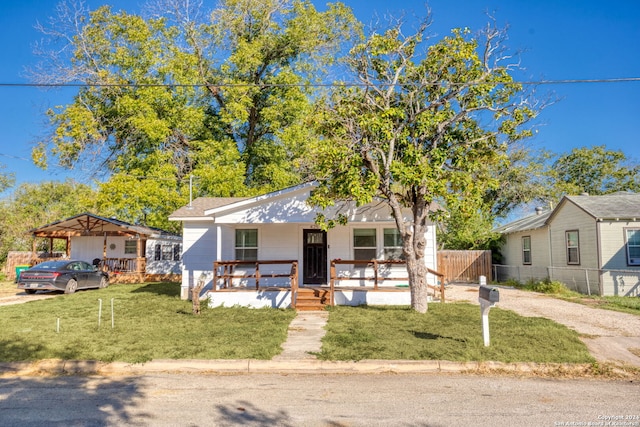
[0,77,639,88]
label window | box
[235,229,258,261]
[383,228,404,260]
[173,244,182,261]
[124,240,137,255]
[626,229,640,266]
[566,230,580,265]
[353,228,377,260]
[162,245,173,261]
[155,244,178,261]
[522,236,531,265]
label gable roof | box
[496,192,640,235]
[561,193,640,220]
[31,213,180,239]
[493,209,552,234]
[169,197,249,220]
[169,182,316,221]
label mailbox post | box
[478,282,499,347]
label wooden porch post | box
[48,238,53,256]
[32,238,37,264]
[65,235,71,258]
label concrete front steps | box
[295,287,330,311]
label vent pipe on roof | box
[535,207,543,215]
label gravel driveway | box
[446,284,640,367]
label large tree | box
[548,145,640,199]
[0,180,96,264]
[311,20,536,312]
[31,0,359,226]
[436,146,550,250]
[0,164,15,194]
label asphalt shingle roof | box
[493,209,552,234]
[169,197,248,218]
[566,193,640,219]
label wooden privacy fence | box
[437,250,492,284]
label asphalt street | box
[1,372,639,426]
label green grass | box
[0,282,296,363]
[0,281,602,365]
[319,304,594,364]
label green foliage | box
[522,278,575,295]
[548,145,640,199]
[320,304,593,363]
[506,278,579,297]
[0,180,97,263]
[310,16,537,309]
[0,282,296,362]
[0,163,15,194]
[33,0,360,203]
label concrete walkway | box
[273,311,329,361]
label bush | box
[523,278,572,295]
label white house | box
[30,213,182,282]
[495,193,640,296]
[169,182,441,309]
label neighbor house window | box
[566,230,580,265]
[124,240,137,255]
[383,228,404,260]
[522,236,531,265]
[235,229,258,261]
[353,228,377,260]
[626,229,640,266]
[173,244,181,261]
[155,244,177,261]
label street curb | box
[0,359,603,377]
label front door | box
[303,229,327,285]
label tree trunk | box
[406,253,429,313]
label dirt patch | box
[445,283,640,367]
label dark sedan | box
[17,260,109,294]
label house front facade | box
[496,193,640,296]
[169,182,440,308]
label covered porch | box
[27,213,180,283]
[208,259,445,310]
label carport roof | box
[31,213,179,238]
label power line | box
[0,77,639,88]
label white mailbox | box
[478,283,499,347]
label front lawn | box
[0,282,296,363]
[0,281,595,364]
[319,304,594,363]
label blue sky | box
[0,0,638,194]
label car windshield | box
[32,261,68,270]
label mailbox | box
[479,285,499,303]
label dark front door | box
[303,229,327,285]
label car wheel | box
[65,279,78,294]
[25,289,37,294]
[99,276,109,289]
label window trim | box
[124,240,138,255]
[383,227,404,260]
[521,236,532,265]
[625,228,640,266]
[235,228,258,261]
[353,228,377,261]
[565,230,580,265]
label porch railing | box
[329,259,446,305]
[99,257,146,274]
[213,260,299,299]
